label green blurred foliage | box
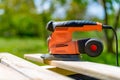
[0,0,119,39]
[0,37,47,57]
[0,0,51,39]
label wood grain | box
[0,63,29,80]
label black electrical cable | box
[103,25,119,66]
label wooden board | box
[24,54,45,63]
[24,53,120,80]
[0,63,29,80]
[0,53,73,80]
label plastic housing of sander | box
[41,20,103,61]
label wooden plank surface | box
[24,54,44,63]
[0,63,29,80]
[24,53,120,80]
[0,53,73,80]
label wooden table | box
[0,52,120,80]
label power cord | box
[103,25,119,66]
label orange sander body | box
[41,20,104,61]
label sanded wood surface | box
[0,63,29,80]
[24,53,120,80]
[0,53,73,80]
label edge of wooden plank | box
[24,54,44,63]
[24,54,76,75]
[51,61,120,80]
[0,53,74,80]
[24,53,120,80]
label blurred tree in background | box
[0,0,51,39]
[0,0,119,54]
[100,0,120,53]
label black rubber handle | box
[47,20,97,31]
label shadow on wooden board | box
[68,74,98,80]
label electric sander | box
[41,20,119,65]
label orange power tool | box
[41,20,104,61]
